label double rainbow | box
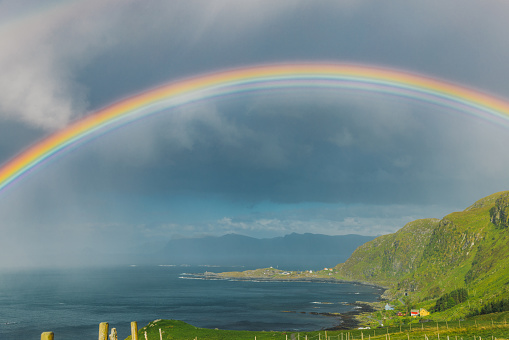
[1,63,509,193]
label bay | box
[0,265,382,340]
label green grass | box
[125,314,509,340]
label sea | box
[0,265,383,340]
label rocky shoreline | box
[324,302,377,330]
[280,302,377,330]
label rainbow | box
[2,62,509,193]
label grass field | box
[125,312,509,340]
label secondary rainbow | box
[2,62,509,194]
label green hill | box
[334,190,509,318]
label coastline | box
[189,270,387,290]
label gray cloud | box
[4,0,509,128]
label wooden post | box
[99,322,109,340]
[41,332,54,340]
[131,321,139,340]
[110,328,118,340]
[159,328,163,340]
[144,331,148,340]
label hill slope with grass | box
[334,190,509,317]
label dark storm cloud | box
[41,90,509,209]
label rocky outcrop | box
[490,192,509,229]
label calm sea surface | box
[0,265,382,340]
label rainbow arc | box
[1,63,509,193]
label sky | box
[2,0,509,267]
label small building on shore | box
[419,308,430,317]
[411,309,420,317]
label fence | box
[40,321,158,340]
[39,320,509,340]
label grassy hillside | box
[127,316,509,340]
[334,190,509,319]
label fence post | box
[99,322,109,340]
[131,321,139,340]
[159,328,163,340]
[110,328,118,340]
[41,332,54,340]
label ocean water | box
[0,265,382,339]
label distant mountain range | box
[156,233,376,270]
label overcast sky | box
[2,0,509,267]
